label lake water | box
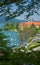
[0,23,4,28]
[0,23,20,48]
[0,23,27,48]
[2,30,20,48]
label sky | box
[16,10,40,21]
[16,7,40,21]
[0,3,40,21]
[9,3,40,21]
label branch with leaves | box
[0,0,40,21]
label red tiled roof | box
[19,21,40,26]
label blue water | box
[0,23,27,48]
[2,30,20,48]
[0,23,4,28]
[0,23,20,48]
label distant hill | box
[0,15,27,23]
[6,18,27,23]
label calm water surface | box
[2,30,20,48]
[0,23,27,48]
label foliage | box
[27,42,40,50]
[0,30,12,64]
[0,29,40,65]
[19,24,39,43]
[30,24,39,37]
[0,47,40,65]
[4,22,19,30]
[0,0,40,20]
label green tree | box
[16,22,19,30]
[0,31,12,64]
[0,30,40,65]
